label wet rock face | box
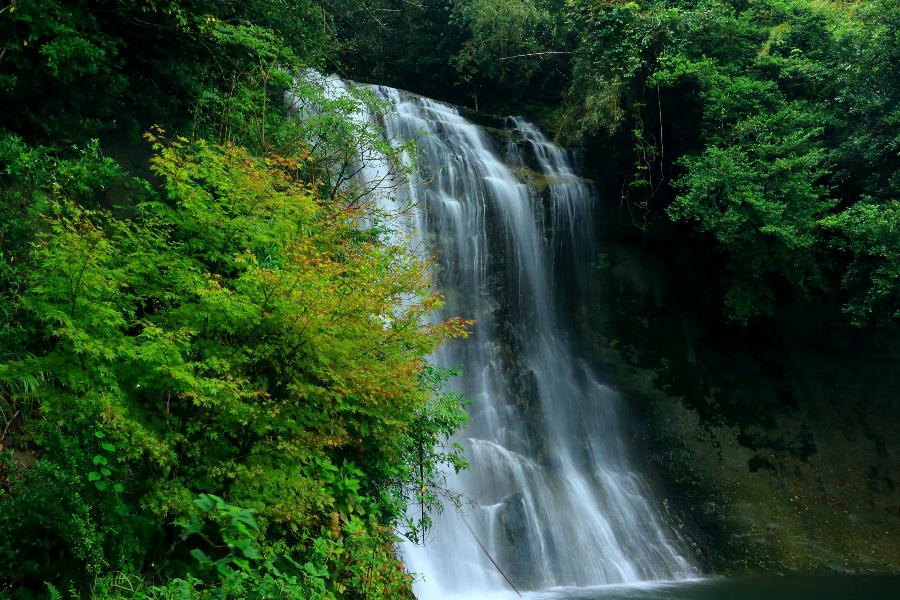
[589,234,900,574]
[496,492,541,589]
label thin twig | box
[499,51,572,61]
[0,410,20,443]
[459,514,523,597]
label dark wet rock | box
[496,492,541,589]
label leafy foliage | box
[1,124,469,596]
[0,4,471,595]
[564,0,899,324]
[452,0,568,97]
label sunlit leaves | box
[1,127,466,596]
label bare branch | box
[499,51,572,61]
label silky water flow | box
[316,76,697,599]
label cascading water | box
[323,77,697,598]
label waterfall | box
[322,77,697,598]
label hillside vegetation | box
[1,2,469,598]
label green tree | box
[564,0,899,324]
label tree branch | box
[499,51,572,61]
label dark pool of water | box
[530,575,900,599]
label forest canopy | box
[562,0,899,325]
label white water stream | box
[316,76,696,599]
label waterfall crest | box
[335,79,697,598]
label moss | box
[479,125,525,142]
[509,166,584,190]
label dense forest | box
[1,0,897,598]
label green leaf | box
[190,548,210,565]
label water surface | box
[457,575,900,600]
